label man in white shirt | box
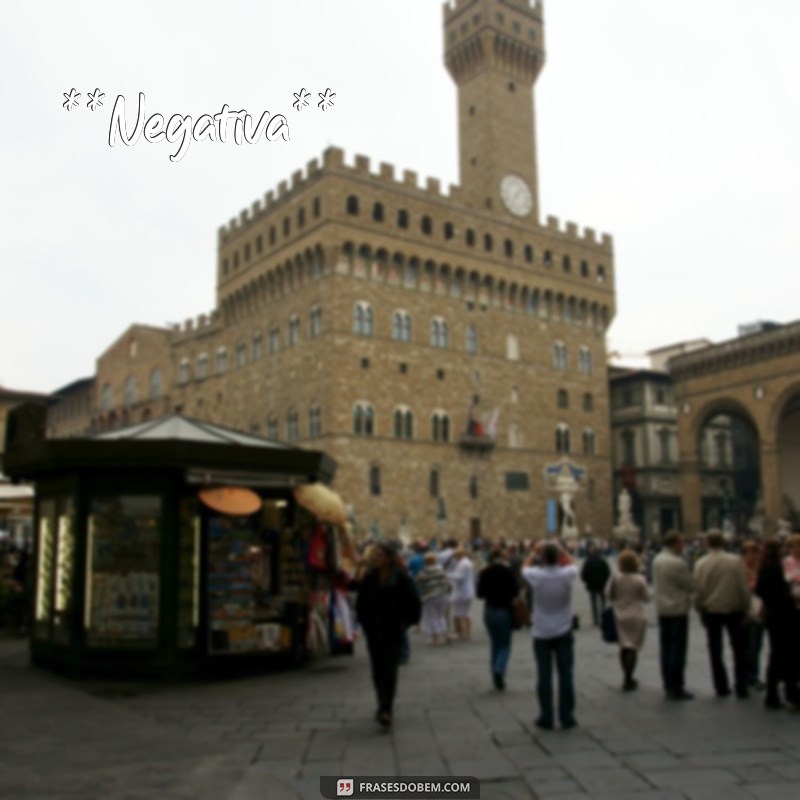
[522,540,579,730]
[652,531,695,700]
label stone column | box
[760,441,783,533]
[679,459,703,538]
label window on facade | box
[256,234,263,254]
[252,334,262,360]
[123,377,136,408]
[233,251,239,270]
[580,260,589,278]
[430,317,449,348]
[504,239,513,258]
[346,195,359,215]
[286,412,299,442]
[404,262,418,286]
[579,347,592,375]
[469,476,479,500]
[309,306,322,337]
[659,427,671,463]
[372,202,384,222]
[100,382,112,411]
[222,258,229,276]
[553,342,568,370]
[370,465,381,496]
[269,327,280,354]
[716,432,728,467]
[392,311,412,342]
[397,209,408,228]
[622,429,636,466]
[506,334,520,361]
[178,360,190,386]
[297,207,306,228]
[283,217,290,237]
[444,222,454,240]
[235,343,246,368]
[215,347,228,374]
[509,424,523,448]
[556,424,571,454]
[269,226,276,245]
[466,325,478,354]
[267,418,278,440]
[557,389,569,410]
[429,469,439,498]
[597,265,606,283]
[524,245,534,264]
[421,216,432,234]
[583,392,594,412]
[432,412,450,443]
[484,233,493,252]
[466,229,475,246]
[563,255,571,273]
[583,429,596,456]
[313,197,321,218]
[544,250,553,268]
[353,402,375,436]
[196,353,209,380]
[308,406,322,438]
[288,315,300,347]
[149,369,162,400]
[393,407,414,440]
[244,243,251,262]
[354,302,373,336]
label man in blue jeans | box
[522,540,579,730]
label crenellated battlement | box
[171,309,222,342]
[216,145,610,252]
[443,0,542,24]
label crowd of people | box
[351,530,800,732]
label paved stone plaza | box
[1,590,799,800]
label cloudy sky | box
[2,0,799,393]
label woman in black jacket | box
[477,548,519,690]
[355,542,421,728]
[756,538,800,710]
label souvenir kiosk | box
[2,404,354,678]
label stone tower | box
[444,0,545,219]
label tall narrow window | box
[288,315,300,347]
[429,470,440,498]
[123,376,136,408]
[431,317,449,348]
[582,429,596,456]
[235,342,246,368]
[466,325,477,354]
[556,423,571,454]
[346,195,359,215]
[354,302,373,336]
[149,369,162,400]
[579,346,592,375]
[370,465,381,496]
[215,347,228,375]
[553,342,568,370]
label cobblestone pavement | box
[1,588,799,800]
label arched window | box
[197,353,209,380]
[421,216,432,234]
[354,302,373,336]
[506,334,519,361]
[430,317,449,348]
[466,325,478,354]
[353,402,375,436]
[235,342,246,368]
[431,411,450,443]
[579,346,592,375]
[286,411,299,442]
[555,423,571,454]
[484,233,493,251]
[397,209,409,228]
[392,310,412,342]
[149,369,162,400]
[215,347,228,375]
[372,202,384,222]
[393,406,414,440]
[101,382,112,410]
[582,428,596,456]
[288,315,300,346]
[178,359,190,386]
[346,195,359,215]
[308,406,322,438]
[557,389,569,410]
[123,376,136,408]
[553,342,568,370]
[509,424,523,448]
[583,392,594,412]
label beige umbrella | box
[293,483,348,526]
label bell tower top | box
[443,0,546,220]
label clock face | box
[500,174,533,217]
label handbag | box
[511,596,530,630]
[601,606,618,644]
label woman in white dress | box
[449,546,476,641]
[415,553,451,644]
